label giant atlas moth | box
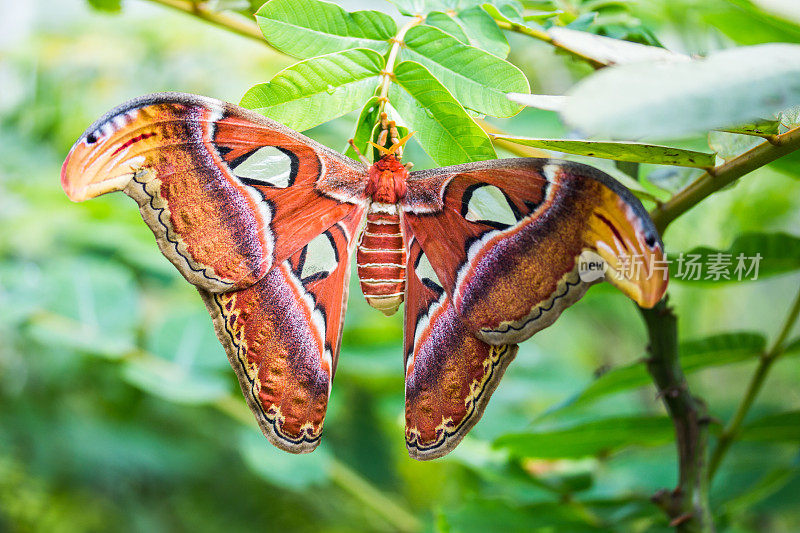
[61,93,668,460]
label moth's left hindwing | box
[200,210,363,453]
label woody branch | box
[650,126,800,233]
[640,301,714,533]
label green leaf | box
[770,150,800,180]
[646,166,702,193]
[547,26,684,65]
[86,0,121,12]
[481,3,552,42]
[239,428,331,488]
[785,337,800,356]
[670,232,800,283]
[714,105,796,149]
[425,13,471,43]
[561,44,800,139]
[541,332,766,420]
[719,462,800,516]
[19,256,140,358]
[146,308,230,373]
[453,5,511,58]
[241,49,383,131]
[702,0,800,46]
[65,220,176,282]
[255,0,395,58]
[122,355,230,405]
[741,411,800,442]
[488,136,716,168]
[778,104,800,128]
[719,119,781,136]
[391,0,514,58]
[522,9,561,22]
[206,0,251,11]
[390,60,497,165]
[495,416,673,458]
[25,313,135,360]
[441,499,600,532]
[401,25,528,117]
[344,96,381,162]
[389,0,452,16]
[482,1,527,24]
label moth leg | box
[347,138,371,166]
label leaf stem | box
[639,301,714,533]
[649,126,800,233]
[377,15,426,117]
[145,0,269,44]
[708,287,800,479]
[493,20,605,68]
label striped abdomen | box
[357,203,406,316]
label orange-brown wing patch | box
[403,238,518,460]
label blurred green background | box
[1,1,800,531]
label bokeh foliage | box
[1,0,800,531]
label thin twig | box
[494,20,605,68]
[708,287,800,479]
[146,0,267,44]
[328,460,422,533]
[639,301,715,533]
[650,126,800,233]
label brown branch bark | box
[639,301,714,533]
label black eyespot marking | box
[85,131,99,144]
[645,233,657,248]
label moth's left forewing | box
[403,238,518,460]
[200,207,365,453]
[61,93,369,294]
[403,159,667,346]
